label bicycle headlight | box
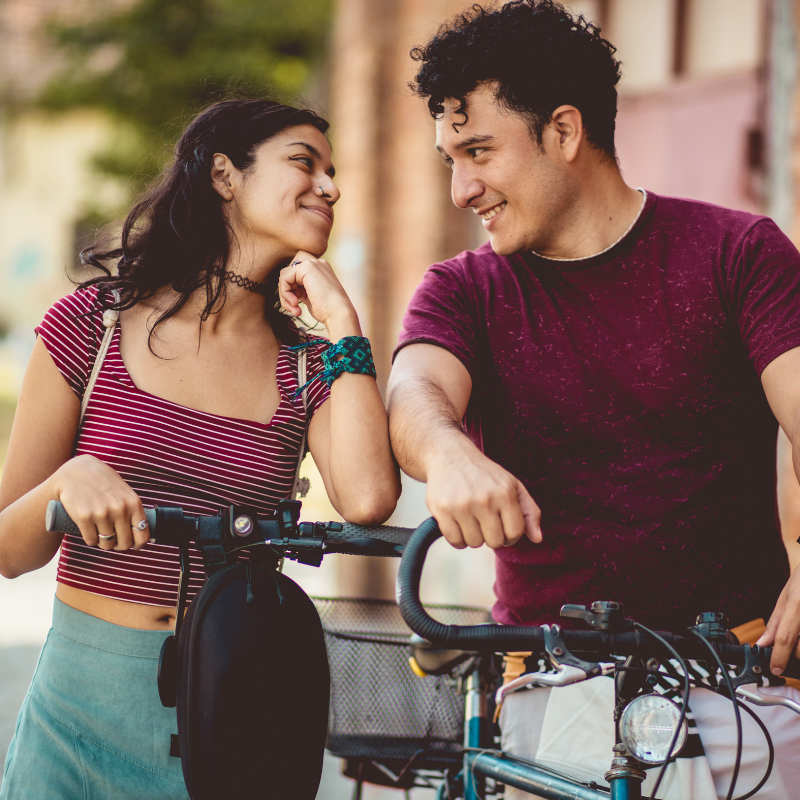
[619,694,688,764]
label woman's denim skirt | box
[1,598,190,800]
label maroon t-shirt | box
[395,192,800,631]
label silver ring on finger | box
[98,533,116,541]
[132,520,148,531]
[290,260,302,267]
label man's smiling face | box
[436,83,576,256]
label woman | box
[0,98,400,798]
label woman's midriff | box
[56,583,177,630]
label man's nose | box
[451,167,484,210]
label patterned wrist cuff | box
[291,336,376,397]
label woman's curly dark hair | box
[80,98,329,349]
[410,0,621,157]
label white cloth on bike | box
[688,684,800,800]
[499,677,800,799]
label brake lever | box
[728,644,774,690]
[495,664,591,704]
[544,623,615,677]
[735,685,800,716]
[495,624,615,706]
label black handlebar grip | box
[45,500,81,536]
[335,523,414,547]
[396,517,544,651]
[45,500,157,537]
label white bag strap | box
[79,289,121,427]
[292,333,310,499]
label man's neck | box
[533,171,644,261]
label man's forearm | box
[387,344,542,548]
[781,426,800,572]
[388,375,473,481]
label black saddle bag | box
[158,508,330,800]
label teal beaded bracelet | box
[291,336,377,397]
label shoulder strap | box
[79,289,120,427]
[292,329,310,499]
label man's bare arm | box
[759,345,800,673]
[388,343,541,549]
[388,344,472,482]
[777,427,800,573]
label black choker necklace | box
[213,267,270,298]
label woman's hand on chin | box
[279,251,360,338]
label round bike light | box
[233,515,253,536]
[619,694,688,764]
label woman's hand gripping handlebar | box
[46,499,415,565]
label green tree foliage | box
[37,0,331,189]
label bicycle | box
[44,502,800,800]
[396,518,800,800]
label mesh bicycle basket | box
[312,597,493,762]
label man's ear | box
[550,105,584,164]
[210,153,236,201]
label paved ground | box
[0,645,39,766]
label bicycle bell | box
[619,694,688,764]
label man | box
[387,1,800,796]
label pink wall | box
[615,71,762,214]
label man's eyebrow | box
[435,134,497,157]
[285,141,335,178]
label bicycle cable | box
[634,622,690,800]
[730,699,775,800]
[689,629,742,800]
[379,747,461,786]
[672,678,775,800]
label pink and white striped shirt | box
[36,286,330,607]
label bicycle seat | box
[408,634,478,676]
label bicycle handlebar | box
[397,518,800,678]
[45,500,415,560]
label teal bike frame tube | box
[466,753,609,800]
[606,751,646,799]
[463,669,486,800]
[610,778,642,800]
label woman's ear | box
[210,154,236,201]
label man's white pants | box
[499,679,800,799]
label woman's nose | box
[316,178,340,205]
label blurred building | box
[0,0,128,399]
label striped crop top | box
[36,286,331,607]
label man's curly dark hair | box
[410,0,622,158]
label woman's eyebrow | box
[285,141,336,177]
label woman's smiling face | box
[215,124,339,261]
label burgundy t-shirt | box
[395,192,800,631]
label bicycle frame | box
[465,752,609,800]
[458,662,640,800]
[401,519,800,800]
